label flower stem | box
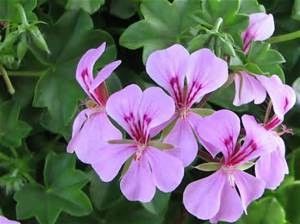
[264,100,273,123]
[7,70,44,77]
[269,30,300,44]
[0,65,15,95]
[16,3,29,26]
[212,17,223,33]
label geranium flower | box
[0,216,20,224]
[254,75,296,189]
[146,44,228,166]
[183,110,273,223]
[91,84,184,202]
[67,43,122,163]
[242,13,274,52]
[233,13,275,106]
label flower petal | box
[234,170,265,211]
[193,110,240,159]
[0,216,20,224]
[146,44,189,99]
[210,181,243,223]
[164,115,198,166]
[233,72,266,106]
[145,147,184,192]
[255,136,288,190]
[67,111,122,164]
[139,87,175,132]
[257,75,296,120]
[120,157,156,202]
[90,60,121,92]
[243,13,274,52]
[235,115,275,163]
[76,43,106,95]
[185,48,228,107]
[106,84,142,136]
[183,170,226,220]
[68,108,91,152]
[92,144,136,182]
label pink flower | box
[146,44,228,166]
[67,43,122,163]
[242,13,274,52]
[183,110,273,223]
[233,72,266,106]
[91,84,184,202]
[233,12,275,106]
[0,216,20,224]
[254,75,296,189]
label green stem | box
[7,70,45,77]
[0,152,11,161]
[269,30,300,43]
[0,65,15,94]
[16,3,29,26]
[10,147,18,158]
[212,17,223,33]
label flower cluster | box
[67,13,296,223]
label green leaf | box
[142,191,170,215]
[209,84,249,112]
[292,0,300,21]
[14,153,92,224]
[89,171,123,211]
[200,0,248,34]
[276,181,300,224]
[246,42,285,80]
[239,0,265,14]
[119,0,200,62]
[32,11,116,136]
[64,0,105,14]
[110,0,138,19]
[237,197,287,224]
[288,148,300,180]
[0,0,36,22]
[106,199,165,224]
[0,101,31,148]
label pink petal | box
[235,115,274,163]
[210,181,243,223]
[146,44,189,99]
[233,72,266,106]
[76,43,106,95]
[0,216,20,224]
[193,110,240,159]
[183,170,226,220]
[67,111,122,164]
[257,75,296,120]
[243,13,274,52]
[145,147,184,192]
[234,170,265,211]
[185,48,228,107]
[68,108,91,147]
[120,157,156,202]
[164,115,198,166]
[139,87,175,132]
[106,84,142,137]
[92,144,136,182]
[255,136,288,190]
[90,60,121,92]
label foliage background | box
[0,0,300,223]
